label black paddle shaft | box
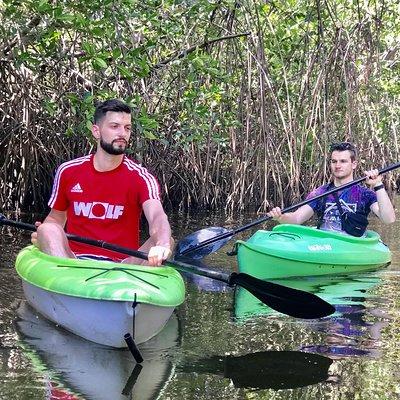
[0,215,335,319]
[180,161,400,256]
[0,215,236,283]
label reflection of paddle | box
[175,162,400,259]
[234,275,381,320]
[180,350,333,389]
[121,364,143,396]
[0,215,335,319]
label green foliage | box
[1,0,399,213]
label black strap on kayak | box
[57,264,162,289]
[124,294,144,363]
[132,294,137,342]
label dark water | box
[1,207,400,399]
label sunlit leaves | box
[1,0,399,213]
[136,113,159,140]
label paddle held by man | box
[268,142,395,235]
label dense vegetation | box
[1,0,399,213]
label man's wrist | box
[373,184,385,192]
[155,244,171,249]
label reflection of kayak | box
[15,246,185,347]
[236,225,391,279]
[180,350,332,389]
[16,301,179,400]
[234,274,381,319]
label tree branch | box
[153,32,250,69]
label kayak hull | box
[22,281,176,347]
[237,225,391,279]
[15,246,185,348]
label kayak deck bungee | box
[236,225,391,279]
[15,246,185,347]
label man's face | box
[330,150,357,179]
[92,111,132,155]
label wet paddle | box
[176,161,400,259]
[0,215,335,319]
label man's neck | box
[93,150,124,172]
[333,175,354,187]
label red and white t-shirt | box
[48,154,161,260]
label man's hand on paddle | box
[267,207,283,221]
[365,168,382,188]
[147,245,172,266]
[30,221,42,246]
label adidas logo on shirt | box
[71,183,83,193]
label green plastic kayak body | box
[16,246,185,307]
[236,224,391,279]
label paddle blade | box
[230,273,335,319]
[175,227,232,259]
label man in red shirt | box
[32,99,172,266]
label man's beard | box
[100,138,127,155]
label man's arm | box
[365,169,396,224]
[370,193,396,224]
[31,209,67,246]
[43,209,68,226]
[268,204,315,224]
[30,209,75,258]
[142,199,172,266]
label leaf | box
[117,65,133,79]
[83,92,93,103]
[92,57,108,70]
[143,131,158,140]
[112,48,122,59]
[138,115,159,130]
[82,42,95,56]
[36,0,52,13]
[86,120,93,132]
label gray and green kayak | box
[236,224,391,279]
[15,246,185,347]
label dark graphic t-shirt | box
[307,183,377,233]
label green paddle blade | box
[229,273,336,319]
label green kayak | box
[236,224,391,279]
[15,246,185,347]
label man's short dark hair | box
[94,99,131,124]
[329,142,357,161]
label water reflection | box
[181,271,229,292]
[16,302,180,400]
[234,274,381,318]
[234,273,388,358]
[2,211,400,399]
[180,350,333,390]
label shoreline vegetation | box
[1,1,399,214]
